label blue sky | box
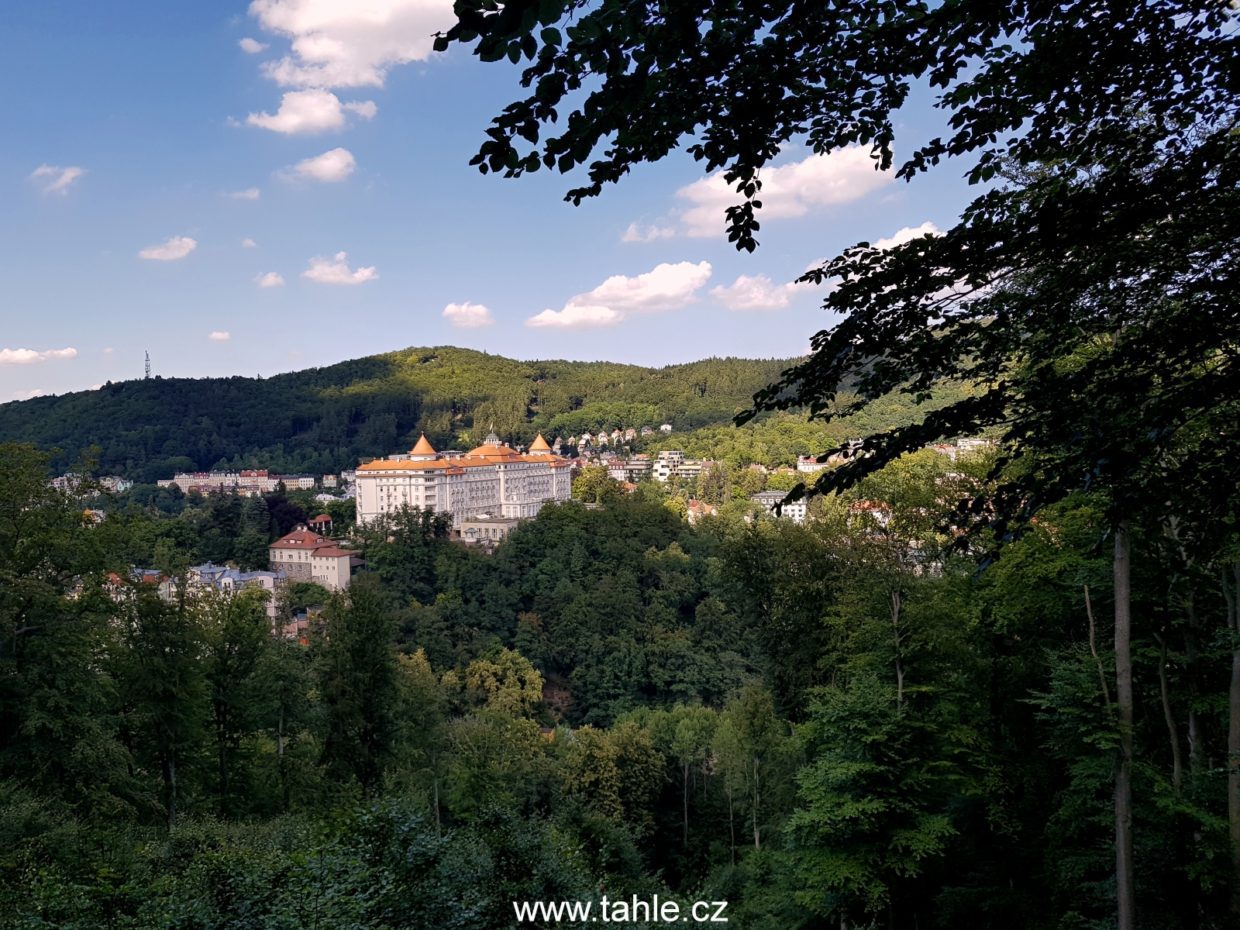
[2,1,979,401]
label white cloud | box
[577,261,712,312]
[29,164,86,195]
[0,347,78,365]
[621,222,676,244]
[239,36,269,54]
[442,301,493,329]
[209,331,232,342]
[302,251,377,285]
[242,237,258,248]
[526,261,712,328]
[245,89,376,134]
[675,147,892,237]
[248,0,456,89]
[138,236,197,261]
[13,388,46,400]
[284,147,356,182]
[228,187,262,200]
[803,221,945,275]
[710,274,815,311]
[871,221,941,251]
[527,305,623,329]
[255,271,286,287]
[102,347,114,355]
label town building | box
[796,455,830,474]
[459,516,522,548]
[186,563,284,619]
[931,437,996,461]
[608,456,653,482]
[268,525,360,591]
[355,431,572,528]
[751,490,808,524]
[308,513,333,535]
[686,499,719,525]
[675,460,704,480]
[653,450,685,482]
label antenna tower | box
[144,351,151,380]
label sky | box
[1,1,980,402]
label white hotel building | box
[355,431,573,527]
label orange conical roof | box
[410,433,437,456]
[529,433,551,452]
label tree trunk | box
[1185,595,1204,776]
[277,704,290,812]
[683,759,690,848]
[163,749,178,831]
[216,714,229,814]
[1155,633,1183,790]
[727,782,736,864]
[1165,517,1204,777]
[433,770,442,835]
[891,590,904,708]
[1114,523,1135,930]
[752,756,761,850]
[1222,560,1240,916]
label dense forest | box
[3,0,1235,927]
[0,348,798,480]
[3,440,1239,928]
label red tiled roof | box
[270,529,331,549]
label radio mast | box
[144,351,151,380]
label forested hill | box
[0,346,796,480]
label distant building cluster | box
[568,423,672,451]
[51,473,133,494]
[930,437,995,460]
[606,450,709,483]
[107,520,362,641]
[158,469,320,496]
[355,431,573,528]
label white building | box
[268,526,360,591]
[752,490,808,524]
[355,431,572,528]
[796,455,830,474]
[653,450,685,482]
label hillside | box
[0,347,797,480]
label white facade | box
[653,450,685,482]
[796,455,830,474]
[752,490,808,524]
[159,469,318,495]
[356,432,572,528]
